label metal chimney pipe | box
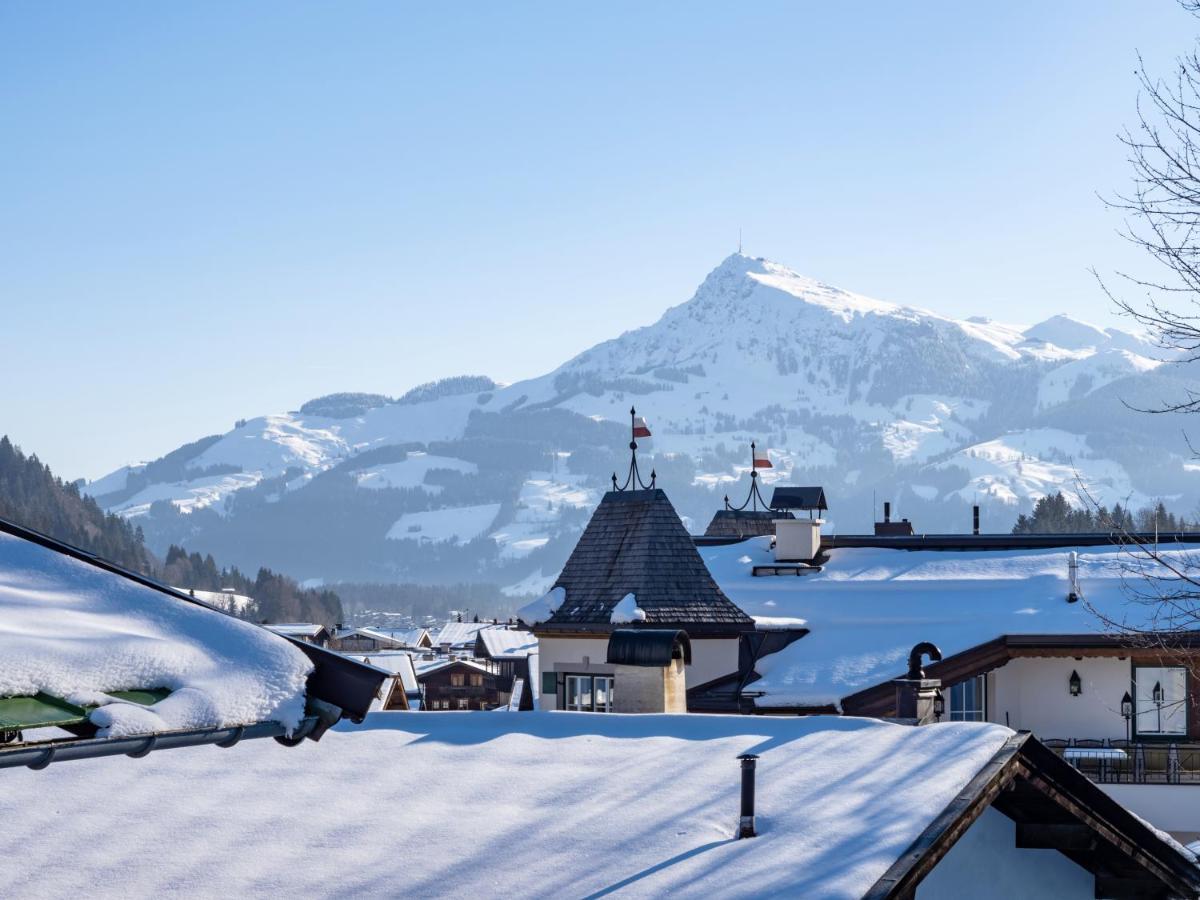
[883,501,891,523]
[972,506,980,536]
[737,753,759,838]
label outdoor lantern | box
[1153,681,1164,706]
[1120,691,1133,719]
[933,689,945,721]
[1069,670,1082,697]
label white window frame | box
[1133,665,1188,738]
[564,674,615,712]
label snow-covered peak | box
[1024,315,1111,351]
[691,253,905,323]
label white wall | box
[537,635,741,710]
[917,807,1094,899]
[1101,784,1200,834]
[989,657,1131,741]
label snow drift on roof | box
[478,628,537,658]
[0,532,312,738]
[517,586,564,625]
[0,712,1011,898]
[701,537,1197,708]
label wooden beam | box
[1016,768,1180,895]
[864,734,1028,899]
[1015,823,1095,851]
[1094,874,1168,899]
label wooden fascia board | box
[841,637,1011,716]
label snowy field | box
[0,713,1010,899]
[385,503,501,543]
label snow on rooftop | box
[0,712,1011,898]
[701,537,1193,708]
[0,532,312,738]
[264,623,325,638]
[609,592,646,624]
[347,653,418,693]
[478,628,537,658]
[517,585,564,624]
[432,621,496,647]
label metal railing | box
[1042,739,1200,784]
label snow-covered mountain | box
[87,253,1200,596]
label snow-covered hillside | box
[86,253,1200,594]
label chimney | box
[774,515,822,562]
[874,501,914,537]
[1068,551,1082,603]
[972,505,980,536]
[893,642,943,725]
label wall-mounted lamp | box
[933,689,945,722]
[1121,690,1133,743]
[1069,670,1082,697]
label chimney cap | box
[906,641,943,679]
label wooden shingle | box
[540,489,755,634]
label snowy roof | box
[264,623,327,638]
[540,489,753,632]
[477,628,537,658]
[347,653,419,693]
[700,537,1199,709]
[0,530,313,738]
[433,621,496,647]
[413,658,492,680]
[0,712,1153,898]
[339,626,426,647]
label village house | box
[331,625,432,652]
[432,620,497,655]
[692,483,1200,840]
[263,622,333,647]
[473,626,537,710]
[416,658,502,710]
[520,429,806,713]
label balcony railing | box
[1043,739,1200,784]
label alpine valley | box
[86,254,1200,598]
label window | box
[469,673,483,687]
[949,675,985,722]
[1134,666,1187,737]
[457,698,469,710]
[450,672,465,687]
[564,674,615,712]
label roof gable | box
[541,489,754,632]
[769,486,827,511]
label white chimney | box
[774,517,822,562]
[1068,551,1082,603]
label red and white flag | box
[753,445,773,468]
[633,416,652,438]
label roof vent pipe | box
[883,501,891,523]
[1068,551,1082,603]
[972,506,980,536]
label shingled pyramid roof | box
[537,489,755,635]
[703,509,793,539]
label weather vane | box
[724,441,772,511]
[612,406,656,492]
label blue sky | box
[1,1,1194,479]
